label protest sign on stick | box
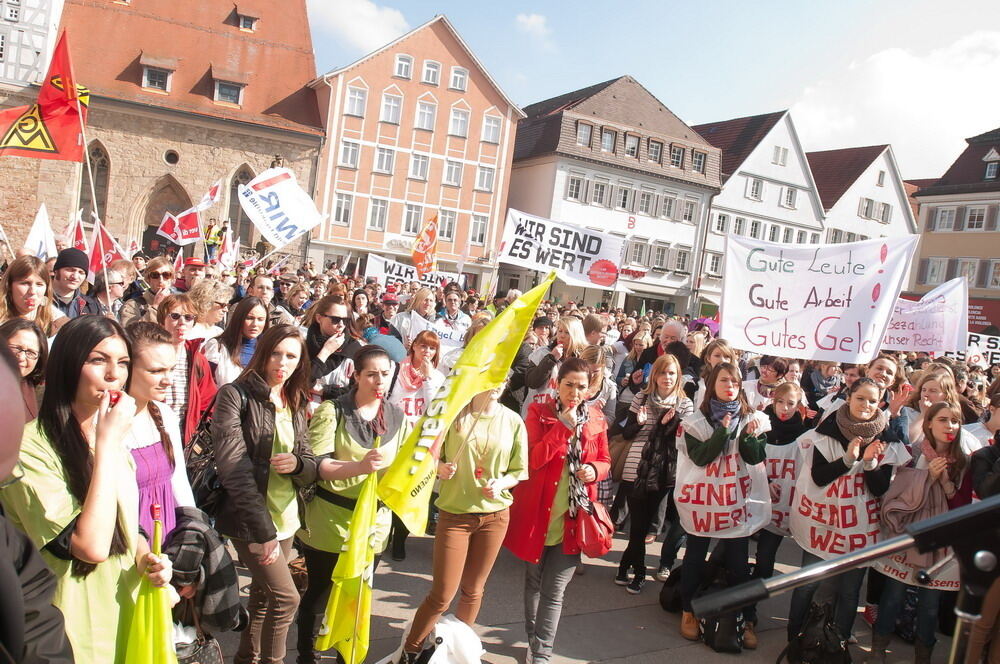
[880,277,968,353]
[238,167,324,251]
[498,208,624,288]
[721,235,918,363]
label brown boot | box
[681,611,700,641]
[743,622,758,650]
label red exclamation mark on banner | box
[871,243,888,308]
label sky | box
[307,0,1000,180]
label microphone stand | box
[691,495,1000,664]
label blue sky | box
[308,0,1000,179]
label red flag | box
[156,208,200,246]
[173,249,184,274]
[411,214,438,279]
[0,32,89,161]
[65,211,87,252]
[86,219,125,282]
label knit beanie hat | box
[54,248,89,272]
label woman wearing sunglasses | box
[120,257,176,328]
[156,293,218,444]
[304,295,365,405]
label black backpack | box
[185,384,247,517]
[780,601,851,664]
[658,565,683,613]
[696,567,745,654]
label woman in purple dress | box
[125,321,195,541]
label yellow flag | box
[315,468,379,664]
[378,271,556,534]
[124,516,178,664]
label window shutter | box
[917,258,929,284]
[606,185,616,208]
[651,194,660,216]
[564,176,573,200]
[927,210,938,232]
[628,190,637,213]
[976,259,990,288]
[858,198,866,217]
[946,258,958,280]
[986,205,999,231]
[581,180,591,204]
[954,206,966,231]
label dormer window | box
[215,80,244,105]
[235,5,259,31]
[139,53,177,92]
[239,14,256,30]
[986,162,998,180]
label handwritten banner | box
[881,278,968,353]
[364,254,465,290]
[942,332,1000,368]
[498,208,624,289]
[721,235,919,363]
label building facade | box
[910,127,1000,333]
[308,15,523,287]
[806,145,916,243]
[506,76,722,314]
[0,0,62,88]
[0,0,323,258]
[691,110,826,315]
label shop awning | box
[700,292,721,305]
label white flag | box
[216,226,239,269]
[194,179,224,212]
[25,203,58,260]
[237,168,324,251]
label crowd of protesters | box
[0,244,999,664]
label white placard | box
[881,278,968,353]
[721,235,918,363]
[498,208,625,289]
[364,254,466,289]
[942,332,1000,368]
[238,167,324,250]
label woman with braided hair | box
[124,322,195,542]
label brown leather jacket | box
[211,372,318,543]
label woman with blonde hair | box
[186,278,234,340]
[522,316,588,417]
[120,256,175,327]
[391,287,436,348]
[901,371,961,446]
[615,353,693,592]
[615,331,652,420]
[0,255,64,335]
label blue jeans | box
[874,576,939,647]
[787,551,866,640]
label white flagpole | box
[75,95,110,290]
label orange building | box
[308,15,524,288]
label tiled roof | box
[521,77,622,119]
[60,0,323,134]
[691,111,785,181]
[914,127,1000,197]
[806,145,887,210]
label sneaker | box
[654,566,671,582]
[626,575,645,595]
[614,568,630,586]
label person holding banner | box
[398,382,528,662]
[391,287,437,348]
[0,255,67,335]
[869,401,972,663]
[522,316,588,417]
[674,362,770,647]
[295,345,409,664]
[787,377,902,644]
[211,324,318,664]
[504,357,610,664]
[0,316,173,663]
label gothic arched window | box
[79,142,110,222]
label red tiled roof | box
[914,127,1000,197]
[904,178,939,190]
[60,0,323,134]
[806,145,887,210]
[691,111,785,181]
[521,77,622,119]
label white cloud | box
[515,13,554,50]
[308,0,410,54]
[791,31,1000,178]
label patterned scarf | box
[709,398,741,426]
[834,404,888,445]
[396,358,426,391]
[559,400,591,518]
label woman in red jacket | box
[505,357,611,664]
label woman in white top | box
[388,330,446,425]
[391,287,437,349]
[743,355,789,410]
[203,296,269,386]
[186,279,233,341]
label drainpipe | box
[689,189,718,316]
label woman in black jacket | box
[305,295,366,403]
[212,324,319,664]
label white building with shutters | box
[506,76,722,315]
[690,110,826,316]
[0,0,63,89]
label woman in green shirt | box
[212,324,318,664]
[295,344,410,664]
[0,315,172,664]
[398,382,528,661]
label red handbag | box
[573,499,615,557]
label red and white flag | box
[411,214,438,279]
[156,208,201,246]
[64,209,88,252]
[194,179,224,212]
[216,226,239,269]
[86,219,125,283]
[173,249,184,274]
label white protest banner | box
[943,332,1000,368]
[881,278,968,353]
[405,310,464,350]
[238,167,324,250]
[721,235,919,363]
[364,254,465,289]
[498,208,624,288]
[873,551,960,591]
[763,437,811,537]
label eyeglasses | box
[148,272,173,279]
[167,312,196,323]
[7,344,38,361]
[319,314,349,325]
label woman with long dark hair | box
[304,295,365,404]
[295,344,410,664]
[212,324,319,664]
[203,295,270,385]
[0,315,171,662]
[0,318,48,419]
